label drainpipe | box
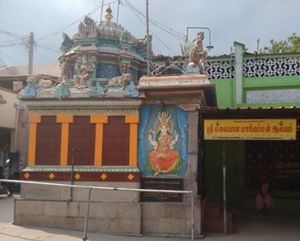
[69,146,76,201]
[233,42,245,106]
[222,143,227,234]
[146,0,150,76]
[23,105,29,169]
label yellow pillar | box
[27,115,41,166]
[90,115,108,166]
[56,115,73,166]
[125,115,139,167]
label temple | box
[15,8,216,236]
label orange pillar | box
[90,115,108,166]
[125,115,139,167]
[56,115,74,166]
[27,115,41,166]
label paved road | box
[0,195,13,223]
[0,195,300,241]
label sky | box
[0,0,299,66]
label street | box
[0,195,300,241]
[0,195,13,223]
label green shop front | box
[199,108,300,215]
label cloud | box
[0,0,300,65]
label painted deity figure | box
[60,59,69,82]
[107,73,131,89]
[148,111,179,176]
[74,54,94,87]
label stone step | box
[205,206,222,218]
[204,213,235,233]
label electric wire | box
[124,0,186,57]
[0,42,24,48]
[3,1,119,77]
[0,55,5,66]
[0,49,29,89]
[126,3,176,56]
[125,0,184,56]
[28,0,121,80]
[0,49,22,66]
[0,29,26,40]
[0,1,114,82]
[36,44,60,53]
[36,0,119,41]
[0,56,26,92]
[0,29,29,50]
[124,0,186,76]
[153,55,186,77]
[123,0,185,41]
[0,39,26,44]
[1,0,187,78]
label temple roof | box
[59,7,149,62]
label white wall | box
[0,88,18,129]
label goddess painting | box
[148,110,180,175]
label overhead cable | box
[36,45,60,53]
[0,29,26,40]
[36,0,119,41]
[0,42,24,48]
[125,0,180,57]
[123,0,185,41]
[0,49,22,65]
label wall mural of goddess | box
[138,105,188,177]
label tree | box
[262,33,300,54]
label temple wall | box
[14,199,142,235]
[14,108,203,236]
[142,202,201,236]
[15,199,202,236]
[0,88,18,129]
[186,111,199,193]
[20,181,140,202]
[15,197,201,236]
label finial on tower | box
[105,6,113,22]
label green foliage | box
[262,33,300,54]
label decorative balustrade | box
[153,53,300,80]
[243,55,300,78]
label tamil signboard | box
[204,119,297,140]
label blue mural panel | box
[138,105,188,177]
[96,63,120,78]
[130,68,138,84]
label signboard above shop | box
[204,119,297,140]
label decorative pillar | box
[27,115,41,166]
[91,55,97,80]
[56,115,74,166]
[90,115,108,166]
[125,115,139,167]
[234,41,245,105]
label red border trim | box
[21,171,140,182]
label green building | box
[201,42,300,215]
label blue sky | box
[0,0,299,66]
